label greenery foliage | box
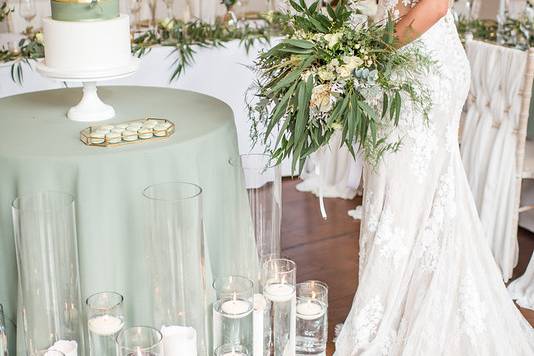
[248,0,433,171]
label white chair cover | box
[461,40,528,282]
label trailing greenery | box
[0,31,44,84]
[456,3,534,50]
[0,16,281,84]
[248,0,433,171]
[132,18,273,81]
[0,1,12,23]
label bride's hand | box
[394,0,450,47]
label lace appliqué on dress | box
[458,273,487,343]
[350,296,385,350]
[416,165,456,271]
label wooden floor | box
[280,178,534,355]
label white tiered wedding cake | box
[37,0,138,121]
[42,15,133,75]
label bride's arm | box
[394,0,450,47]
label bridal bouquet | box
[249,0,433,171]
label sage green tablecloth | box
[0,86,258,355]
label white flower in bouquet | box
[336,65,353,79]
[318,68,336,81]
[310,84,335,112]
[35,32,44,45]
[342,55,364,70]
[324,32,343,48]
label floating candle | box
[263,283,295,302]
[88,314,124,336]
[220,296,252,318]
[296,299,325,320]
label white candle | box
[88,315,124,336]
[222,352,247,356]
[161,325,197,356]
[253,294,266,356]
[49,340,77,356]
[263,283,295,302]
[296,300,325,320]
[220,296,253,318]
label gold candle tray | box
[80,118,175,147]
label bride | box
[335,0,534,355]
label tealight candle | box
[263,283,295,302]
[88,314,124,336]
[97,125,114,131]
[296,299,325,320]
[221,297,252,318]
[116,123,129,129]
[143,120,158,129]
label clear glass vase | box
[0,304,7,356]
[295,281,328,355]
[116,326,163,356]
[143,182,211,356]
[212,276,254,353]
[86,292,125,356]
[12,192,85,356]
[231,154,282,279]
[262,259,296,356]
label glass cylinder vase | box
[0,304,7,356]
[86,292,125,356]
[212,276,254,353]
[143,182,210,356]
[232,154,282,276]
[215,343,250,356]
[261,259,296,356]
[295,281,328,355]
[116,326,163,356]
[12,192,85,355]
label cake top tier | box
[51,0,119,21]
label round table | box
[0,86,258,355]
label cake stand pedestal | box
[36,59,139,122]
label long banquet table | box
[0,86,258,355]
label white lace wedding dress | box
[334,2,534,355]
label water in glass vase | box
[88,314,124,355]
[264,284,296,356]
[295,299,327,355]
[213,298,254,352]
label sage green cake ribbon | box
[51,0,119,21]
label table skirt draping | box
[0,87,259,355]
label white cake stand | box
[36,58,140,122]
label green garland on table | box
[456,11,533,50]
[131,18,274,81]
[0,1,13,23]
[0,16,284,84]
[0,31,44,85]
